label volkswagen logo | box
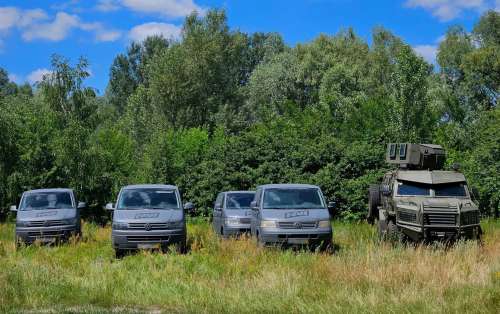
[44,221,50,227]
[294,222,302,229]
[144,223,152,231]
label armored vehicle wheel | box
[368,185,380,225]
[387,221,405,243]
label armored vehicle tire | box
[368,185,380,225]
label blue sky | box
[1,0,498,94]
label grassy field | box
[0,220,499,313]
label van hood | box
[261,208,329,221]
[17,208,76,221]
[113,209,183,223]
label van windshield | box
[263,188,324,209]
[20,192,73,210]
[226,193,255,209]
[118,189,179,210]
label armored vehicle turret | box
[368,143,482,242]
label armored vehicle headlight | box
[260,220,276,228]
[318,220,331,228]
[112,222,128,230]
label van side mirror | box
[184,202,195,215]
[250,201,258,210]
[10,205,17,212]
[77,202,86,209]
[105,203,115,211]
[381,184,391,196]
[327,201,337,216]
[214,202,222,209]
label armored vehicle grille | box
[128,223,169,230]
[423,212,457,225]
[29,220,66,227]
[278,221,317,229]
[460,211,479,225]
[127,235,170,242]
[397,210,417,223]
[239,218,251,224]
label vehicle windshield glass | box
[434,183,467,197]
[263,188,324,209]
[396,181,431,196]
[117,189,179,210]
[225,193,255,209]
[20,192,73,210]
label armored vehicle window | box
[434,183,467,197]
[20,192,73,210]
[263,188,324,209]
[118,188,179,210]
[396,181,431,196]
[225,193,255,209]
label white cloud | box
[405,0,489,21]
[0,7,21,31]
[121,0,204,18]
[8,73,20,83]
[96,29,122,42]
[96,0,121,12]
[27,68,52,84]
[129,22,181,42]
[413,45,438,64]
[22,12,80,41]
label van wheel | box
[175,239,187,254]
[115,249,126,259]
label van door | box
[213,193,224,234]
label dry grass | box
[0,219,499,313]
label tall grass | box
[0,220,499,313]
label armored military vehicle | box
[368,143,481,242]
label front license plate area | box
[288,238,308,244]
[138,243,161,249]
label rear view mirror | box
[184,202,195,215]
[105,203,115,211]
[77,202,87,209]
[250,201,257,210]
[10,205,17,212]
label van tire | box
[115,249,126,259]
[175,239,187,254]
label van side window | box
[215,193,224,208]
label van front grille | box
[128,223,169,230]
[239,218,251,224]
[278,221,317,229]
[27,230,65,238]
[29,220,66,227]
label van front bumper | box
[223,224,251,236]
[259,228,332,246]
[112,229,186,249]
[16,225,78,244]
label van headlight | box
[112,222,128,230]
[63,218,78,225]
[260,220,276,228]
[318,220,331,228]
[169,221,184,229]
[16,220,29,227]
[225,218,240,226]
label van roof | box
[122,184,178,190]
[257,184,320,189]
[25,188,73,193]
[224,190,255,194]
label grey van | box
[107,184,192,257]
[10,188,85,246]
[212,191,255,237]
[250,184,334,250]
